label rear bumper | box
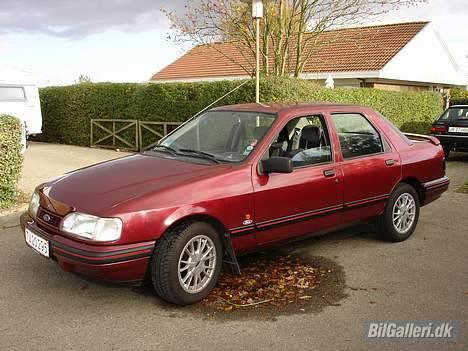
[433,134,468,151]
[421,176,450,206]
[20,212,155,283]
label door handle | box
[323,169,336,177]
[385,159,395,166]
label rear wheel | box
[150,221,222,305]
[377,183,420,242]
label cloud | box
[0,0,187,38]
[0,37,16,53]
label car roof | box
[447,105,468,108]
[212,102,365,114]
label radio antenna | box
[162,79,251,140]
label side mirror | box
[261,157,293,174]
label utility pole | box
[252,0,263,104]
[256,16,260,103]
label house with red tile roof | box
[150,22,464,92]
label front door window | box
[265,115,333,167]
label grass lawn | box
[457,181,468,194]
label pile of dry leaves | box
[201,254,331,311]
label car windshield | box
[157,110,277,163]
[440,107,468,120]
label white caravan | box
[0,66,42,151]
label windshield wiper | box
[151,145,178,156]
[178,148,221,164]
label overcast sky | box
[0,0,466,86]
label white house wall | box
[380,24,464,86]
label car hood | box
[41,154,230,214]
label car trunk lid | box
[403,133,441,145]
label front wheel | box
[150,221,223,305]
[377,184,420,242]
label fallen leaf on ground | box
[200,254,325,311]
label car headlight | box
[29,192,40,218]
[60,212,122,242]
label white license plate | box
[448,127,468,133]
[25,228,50,258]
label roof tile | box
[151,21,428,81]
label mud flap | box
[222,232,241,275]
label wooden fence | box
[90,119,182,152]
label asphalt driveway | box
[0,142,466,350]
[19,142,130,195]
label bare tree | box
[164,0,424,77]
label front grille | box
[37,207,63,228]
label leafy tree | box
[76,74,92,84]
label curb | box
[0,204,27,230]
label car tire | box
[150,221,223,305]
[377,183,420,242]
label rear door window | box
[0,86,26,101]
[331,113,383,159]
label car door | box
[329,112,401,224]
[252,114,343,246]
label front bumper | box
[433,134,468,151]
[20,212,155,283]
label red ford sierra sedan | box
[21,103,449,305]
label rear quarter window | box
[376,112,412,146]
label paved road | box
[0,143,466,350]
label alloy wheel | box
[177,235,217,294]
[392,193,416,234]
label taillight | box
[431,124,447,134]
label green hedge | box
[37,77,443,146]
[0,115,23,209]
[450,88,468,106]
[259,77,442,134]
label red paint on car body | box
[20,103,448,282]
